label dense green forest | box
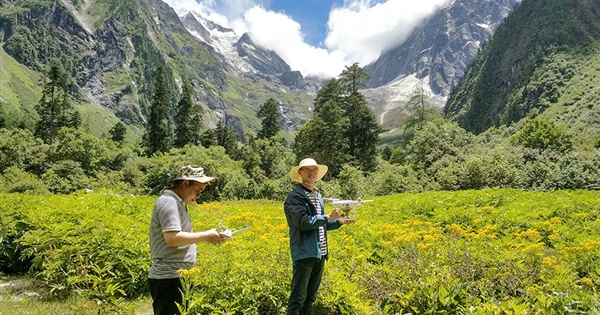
[1,60,599,199]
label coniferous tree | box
[69,110,82,129]
[404,80,440,142]
[109,121,127,143]
[339,62,370,95]
[257,98,281,139]
[314,79,343,114]
[351,99,381,172]
[174,83,198,148]
[35,61,79,144]
[339,63,381,172]
[293,64,381,175]
[142,66,171,157]
[214,120,239,158]
[293,98,350,178]
[189,103,204,146]
[0,104,6,128]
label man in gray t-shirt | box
[148,165,225,315]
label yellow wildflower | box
[516,229,540,240]
[522,242,544,254]
[542,256,557,266]
[550,217,562,224]
[581,277,593,286]
[417,243,430,251]
[564,246,582,253]
[177,268,200,276]
[422,234,439,242]
[527,284,542,293]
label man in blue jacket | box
[284,158,353,315]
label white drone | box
[323,197,373,221]
[218,215,252,239]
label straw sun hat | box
[289,158,328,183]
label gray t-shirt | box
[148,190,196,279]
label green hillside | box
[0,0,311,140]
[0,44,41,130]
[0,45,142,142]
[445,0,600,138]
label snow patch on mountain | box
[183,10,257,74]
[362,74,447,125]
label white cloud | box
[163,0,451,78]
[325,0,451,67]
[241,7,347,78]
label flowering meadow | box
[0,189,598,314]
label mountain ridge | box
[361,0,520,131]
[444,0,600,136]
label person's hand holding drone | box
[328,208,342,221]
[327,208,355,224]
[340,217,356,225]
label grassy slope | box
[224,73,314,139]
[0,45,42,129]
[540,49,600,149]
[77,103,143,144]
[1,45,142,143]
[0,275,153,315]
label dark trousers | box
[287,258,325,315]
[148,278,183,315]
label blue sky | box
[267,0,344,47]
[164,0,451,78]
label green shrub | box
[42,160,90,194]
[367,162,425,195]
[15,192,151,298]
[510,118,573,152]
[2,166,49,194]
[257,177,295,201]
[337,164,366,199]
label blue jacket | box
[284,184,341,262]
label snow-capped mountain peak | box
[181,11,256,74]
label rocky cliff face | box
[365,0,520,95]
[235,33,291,75]
[1,0,520,136]
[182,11,310,91]
[179,9,316,133]
[361,0,519,130]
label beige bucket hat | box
[173,165,215,184]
